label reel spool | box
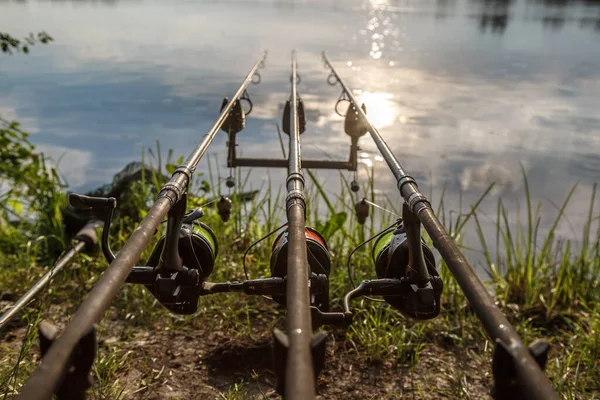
[372,224,435,280]
[269,227,331,307]
[371,223,442,319]
[147,221,218,283]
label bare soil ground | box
[1,299,494,400]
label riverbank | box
[0,142,598,399]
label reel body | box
[269,227,331,308]
[147,221,218,281]
[139,220,218,314]
[372,224,443,320]
[372,225,434,279]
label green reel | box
[147,221,218,282]
[371,223,442,319]
[372,225,435,280]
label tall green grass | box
[1,142,599,398]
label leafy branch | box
[0,31,53,54]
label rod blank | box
[16,52,267,400]
[285,50,316,400]
[321,51,560,400]
[0,236,90,332]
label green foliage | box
[0,131,599,398]
[91,346,130,400]
[0,118,66,255]
[0,119,35,177]
[219,382,249,400]
[0,31,52,55]
[1,32,60,252]
[349,302,426,365]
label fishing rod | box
[16,52,268,400]
[321,52,559,400]
[14,51,543,400]
[218,51,443,398]
[12,48,441,399]
[281,50,314,399]
[14,50,341,400]
[0,221,101,333]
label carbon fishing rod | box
[321,52,560,400]
[16,52,267,400]
[281,50,315,400]
[14,52,544,400]
[221,52,441,398]
[16,52,446,399]
[0,221,101,333]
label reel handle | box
[183,207,204,224]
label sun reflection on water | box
[357,91,398,128]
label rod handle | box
[74,221,103,253]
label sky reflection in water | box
[1,0,600,265]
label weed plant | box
[0,137,598,399]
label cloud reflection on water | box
[0,0,599,264]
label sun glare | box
[357,91,397,128]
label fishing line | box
[198,198,219,209]
[346,219,400,303]
[159,198,219,225]
[242,223,288,281]
[361,199,401,218]
[187,221,280,302]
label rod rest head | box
[68,193,116,210]
[491,340,551,400]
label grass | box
[0,142,599,399]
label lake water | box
[1,0,600,266]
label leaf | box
[321,212,347,240]
[165,163,177,175]
[200,180,210,193]
[7,199,23,215]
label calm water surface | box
[1,0,600,264]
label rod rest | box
[68,193,116,210]
[68,193,117,263]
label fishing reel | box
[267,226,331,394]
[349,196,442,318]
[370,204,443,319]
[68,190,332,316]
[269,227,331,310]
[69,192,218,314]
[312,202,443,329]
[136,195,218,314]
